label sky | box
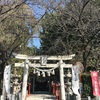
[33,36,41,48]
[28,33,41,48]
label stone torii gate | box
[14,53,75,100]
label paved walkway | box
[26,94,56,100]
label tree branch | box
[0,0,27,15]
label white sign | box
[4,65,11,94]
[72,65,80,96]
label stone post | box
[22,60,29,100]
[59,60,66,100]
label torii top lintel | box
[13,53,75,61]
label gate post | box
[59,60,66,100]
[22,59,29,100]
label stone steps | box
[26,94,56,100]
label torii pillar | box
[59,60,66,100]
[22,60,29,100]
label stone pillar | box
[59,60,66,100]
[49,77,51,93]
[22,60,29,100]
[32,75,35,93]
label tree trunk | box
[83,52,87,71]
[0,61,6,98]
[0,62,6,80]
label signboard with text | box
[90,71,100,96]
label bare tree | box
[40,0,100,69]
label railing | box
[0,92,22,100]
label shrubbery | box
[82,73,94,98]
